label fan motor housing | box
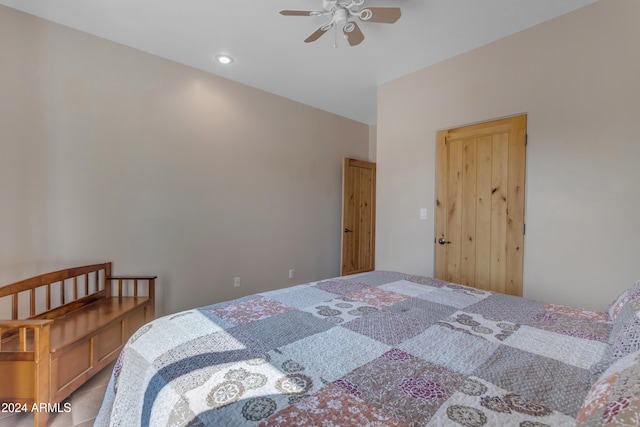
[334,8,349,25]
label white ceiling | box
[0,0,597,124]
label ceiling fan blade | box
[343,22,365,46]
[304,25,331,43]
[360,7,401,24]
[280,10,315,16]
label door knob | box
[344,228,353,233]
[438,238,451,245]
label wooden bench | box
[0,262,155,427]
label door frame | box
[341,158,376,276]
[434,114,527,295]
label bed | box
[95,271,640,426]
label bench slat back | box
[0,263,111,320]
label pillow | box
[576,349,640,426]
[590,283,640,383]
[608,306,640,361]
[607,280,640,321]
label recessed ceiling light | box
[215,54,234,65]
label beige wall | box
[368,124,377,162]
[377,0,640,311]
[0,6,369,315]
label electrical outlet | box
[288,269,294,279]
[233,277,240,288]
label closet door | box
[341,158,376,276]
[435,115,526,296]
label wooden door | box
[435,115,526,296]
[341,158,376,276]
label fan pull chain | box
[333,23,338,48]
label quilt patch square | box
[437,310,521,344]
[261,285,338,310]
[338,349,467,426]
[429,376,575,427]
[302,296,380,324]
[387,297,458,319]
[228,310,334,354]
[350,270,417,286]
[343,308,439,346]
[544,304,610,323]
[261,384,411,426]
[399,324,500,375]
[153,329,254,371]
[405,275,450,288]
[473,345,591,417]
[277,326,390,382]
[505,325,607,370]
[466,293,545,324]
[314,280,371,296]
[418,286,491,309]
[344,286,410,308]
[210,297,295,326]
[528,308,611,343]
[110,349,164,426]
[378,279,436,297]
[127,311,227,362]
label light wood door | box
[435,115,526,296]
[341,158,376,276]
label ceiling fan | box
[279,0,401,47]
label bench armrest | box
[106,276,155,318]
[0,319,54,328]
[0,320,53,355]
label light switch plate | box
[420,208,427,220]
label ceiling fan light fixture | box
[280,0,401,47]
[215,54,234,65]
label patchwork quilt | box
[96,271,612,427]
